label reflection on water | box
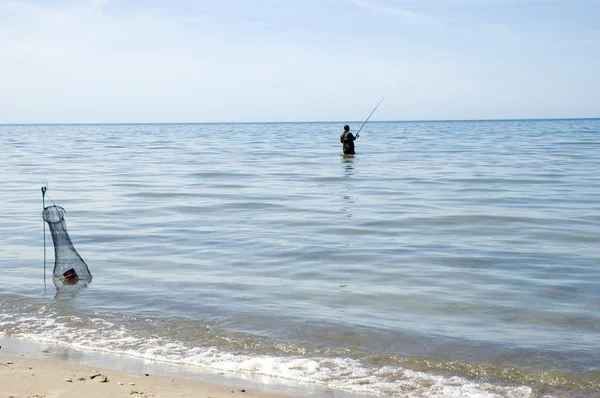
[341,154,355,175]
[53,279,91,300]
[341,194,354,218]
[341,155,355,218]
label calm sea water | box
[1,120,599,397]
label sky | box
[0,0,598,123]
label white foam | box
[0,313,540,397]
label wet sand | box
[0,354,292,398]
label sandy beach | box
[0,354,291,398]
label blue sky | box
[0,0,598,123]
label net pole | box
[42,186,47,292]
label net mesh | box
[42,205,92,284]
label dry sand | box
[0,354,292,398]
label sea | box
[0,119,599,397]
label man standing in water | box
[340,125,358,155]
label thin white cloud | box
[345,0,437,22]
[412,0,564,5]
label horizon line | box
[1,117,599,126]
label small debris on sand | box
[89,373,108,383]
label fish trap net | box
[42,205,92,284]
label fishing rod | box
[355,83,396,138]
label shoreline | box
[0,336,359,398]
[0,353,287,398]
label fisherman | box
[340,125,358,155]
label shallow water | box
[1,120,599,397]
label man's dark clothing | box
[340,131,356,155]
